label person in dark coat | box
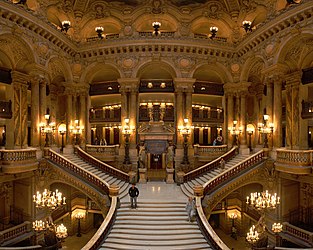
[128,183,139,208]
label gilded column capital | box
[285,71,302,87]
[117,78,140,93]
[10,71,29,86]
[173,78,195,93]
[261,63,289,78]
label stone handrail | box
[184,146,238,182]
[0,148,37,163]
[283,222,313,245]
[194,144,228,156]
[81,196,117,250]
[0,246,42,250]
[48,149,118,250]
[195,197,229,250]
[276,149,313,166]
[75,146,129,182]
[85,144,119,155]
[0,221,32,245]
[48,149,110,194]
[195,150,265,250]
[203,150,265,194]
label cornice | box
[0,0,77,57]
[0,0,312,63]
[236,0,313,57]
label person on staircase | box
[128,183,139,209]
[186,196,196,222]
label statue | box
[138,144,146,168]
[166,144,174,168]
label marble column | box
[118,81,129,148]
[80,92,87,145]
[227,94,234,148]
[222,95,227,144]
[185,83,194,148]
[10,71,29,149]
[30,76,40,147]
[285,71,306,149]
[240,92,247,148]
[129,84,139,149]
[39,79,47,121]
[175,86,184,149]
[86,93,91,144]
[273,76,283,148]
[65,90,73,146]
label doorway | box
[147,153,166,181]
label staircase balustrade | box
[81,197,117,250]
[75,146,129,182]
[184,146,238,182]
[195,150,265,250]
[0,221,32,246]
[283,222,313,246]
[48,149,110,194]
[203,150,265,194]
[48,149,119,249]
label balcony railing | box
[283,222,313,246]
[275,149,313,175]
[0,221,32,246]
[0,148,38,174]
[85,144,119,162]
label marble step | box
[111,224,200,230]
[107,233,206,241]
[101,242,211,250]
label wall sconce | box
[242,20,252,32]
[61,21,71,33]
[40,114,56,147]
[152,21,161,36]
[258,114,274,148]
[179,118,190,165]
[95,26,104,39]
[209,26,218,39]
[229,120,242,146]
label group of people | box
[93,137,107,146]
[213,135,223,146]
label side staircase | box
[63,153,129,198]
[181,153,249,197]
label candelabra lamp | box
[75,212,84,237]
[229,120,242,146]
[40,114,56,147]
[246,190,280,210]
[61,21,71,32]
[33,220,49,232]
[55,223,68,241]
[33,189,66,210]
[272,222,283,247]
[152,21,161,36]
[70,119,84,145]
[178,118,191,165]
[95,26,104,39]
[246,225,259,244]
[209,26,218,39]
[246,125,254,152]
[258,114,274,148]
[58,123,66,153]
[122,118,132,165]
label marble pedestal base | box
[166,168,175,184]
[138,168,147,184]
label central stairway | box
[101,182,212,250]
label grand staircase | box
[101,183,212,250]
[63,153,130,198]
[181,153,249,197]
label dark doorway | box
[203,129,208,145]
[150,154,162,169]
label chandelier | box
[246,225,259,243]
[33,189,66,209]
[272,222,283,233]
[32,220,49,231]
[246,190,280,210]
[55,224,68,239]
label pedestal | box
[193,184,204,198]
[166,168,174,184]
[128,170,137,184]
[176,171,185,184]
[63,145,74,154]
[109,184,120,197]
[138,168,147,184]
